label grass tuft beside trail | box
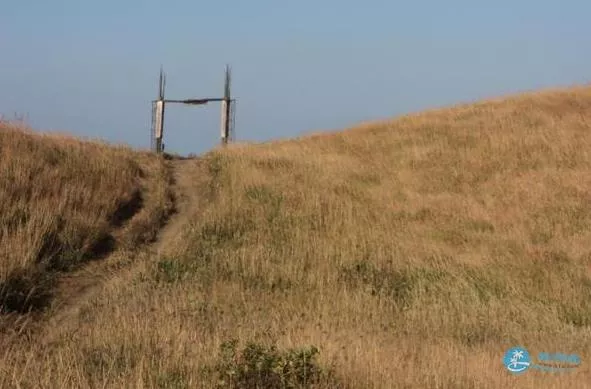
[0,122,174,314]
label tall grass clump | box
[0,123,173,313]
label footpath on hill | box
[38,158,206,345]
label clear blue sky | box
[2,1,590,155]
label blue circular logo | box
[503,347,531,374]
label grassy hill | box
[2,86,591,388]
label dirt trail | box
[38,158,207,345]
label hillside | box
[0,123,174,317]
[2,86,591,388]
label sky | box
[1,1,591,155]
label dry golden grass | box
[3,85,591,388]
[0,121,174,315]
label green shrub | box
[214,340,328,389]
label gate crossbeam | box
[164,98,228,105]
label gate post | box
[151,68,166,153]
[220,65,231,146]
